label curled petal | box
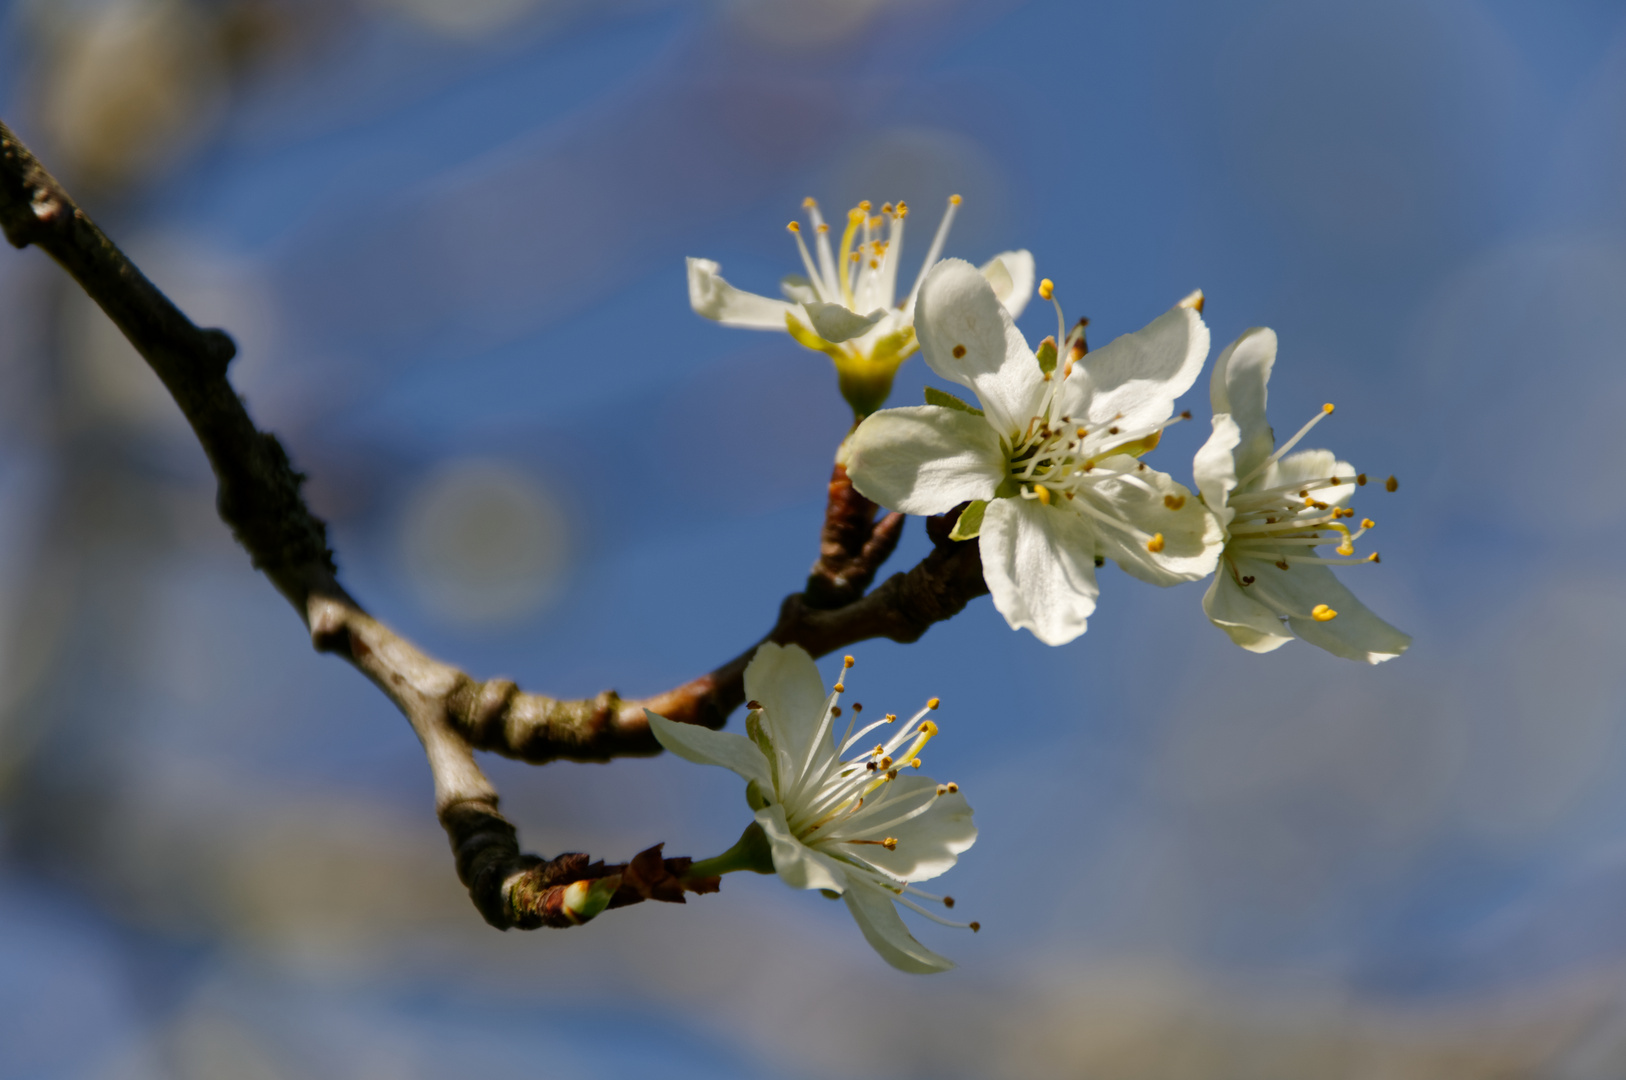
[981,249,1036,320]
[804,301,887,343]
[755,804,849,893]
[1210,328,1277,480]
[1244,561,1411,664]
[843,879,955,974]
[1202,567,1294,653]
[687,257,798,329]
[1085,459,1223,586]
[1194,413,1242,529]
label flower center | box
[1223,405,1399,617]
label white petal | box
[982,249,1035,320]
[755,804,849,893]
[804,301,887,343]
[828,775,976,884]
[743,643,829,785]
[914,258,1045,437]
[846,406,1006,515]
[1243,561,1412,664]
[1084,458,1223,586]
[1193,414,1241,529]
[646,710,773,790]
[687,257,798,330]
[1274,449,1357,506]
[1210,328,1277,480]
[1060,304,1210,435]
[843,879,955,973]
[780,275,819,305]
[979,497,1100,646]
[1202,569,1293,653]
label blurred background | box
[1,0,1624,1076]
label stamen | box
[1385,475,1399,492]
[843,655,855,668]
[1146,533,1165,553]
[927,698,940,710]
[1164,494,1186,510]
[1311,604,1338,621]
[1039,279,1054,300]
[1034,484,1052,505]
[905,195,962,307]
[1239,404,1337,486]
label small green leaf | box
[924,386,984,415]
[949,500,987,541]
[1035,337,1058,375]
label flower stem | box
[683,822,775,880]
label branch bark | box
[0,118,988,928]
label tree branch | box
[0,118,987,929]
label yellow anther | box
[1177,289,1205,313]
[1336,543,1354,556]
[1368,552,1381,563]
[949,193,962,205]
[881,202,893,214]
[882,837,897,850]
[896,201,909,217]
[946,782,958,793]
[849,251,861,262]
[873,744,885,756]
[1076,427,1088,438]
[884,713,897,723]
[843,655,855,668]
[833,682,845,693]
[1385,475,1399,492]
[910,758,922,768]
[816,223,829,233]
[1361,518,1375,529]
[1038,278,1054,300]
[1146,532,1166,553]
[920,720,939,737]
[1323,402,1335,414]
[858,200,872,212]
[879,755,893,768]
[1163,494,1186,510]
[927,697,941,710]
[803,196,818,209]
[868,216,883,231]
[848,207,865,222]
[1033,484,1052,505]
[1311,604,1338,621]
[787,221,801,233]
[869,259,879,269]
[936,785,948,796]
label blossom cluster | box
[663,196,1410,973]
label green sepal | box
[1035,337,1058,375]
[949,500,987,541]
[924,386,984,416]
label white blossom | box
[844,259,1222,645]
[1192,327,1411,662]
[647,643,977,973]
[687,196,1033,414]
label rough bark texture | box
[0,118,989,929]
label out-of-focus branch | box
[0,118,987,928]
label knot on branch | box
[506,844,720,930]
[803,462,904,609]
